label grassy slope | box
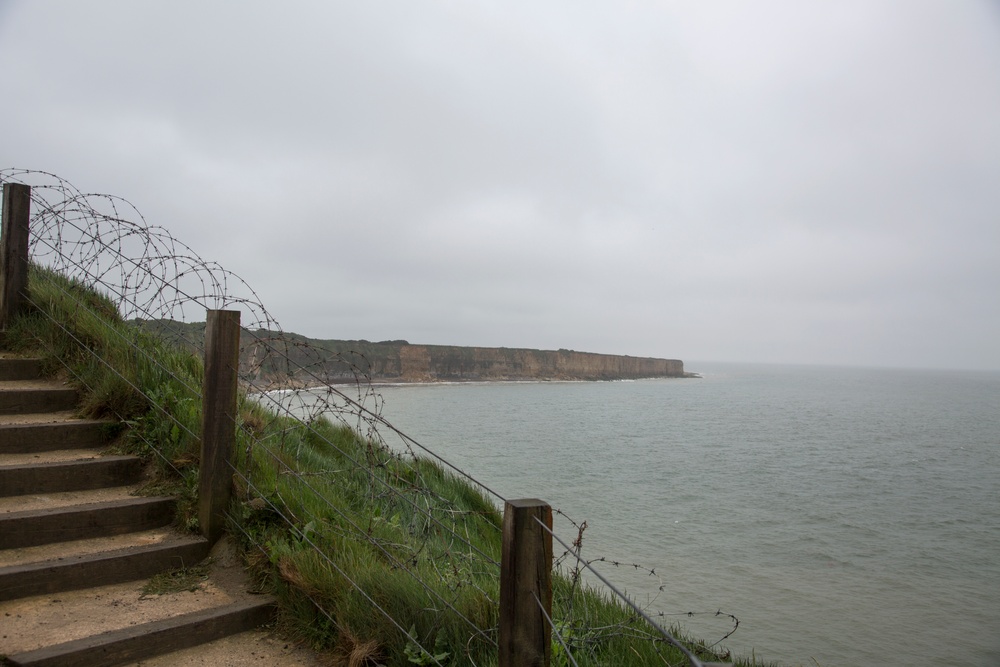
[5,266,767,667]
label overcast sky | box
[2,1,999,370]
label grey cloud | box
[1,0,998,369]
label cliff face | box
[307,342,686,383]
[394,345,685,382]
[136,320,688,385]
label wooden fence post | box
[0,183,31,331]
[499,498,553,667]
[199,309,241,545]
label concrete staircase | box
[0,356,276,666]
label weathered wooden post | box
[0,183,31,331]
[499,498,553,667]
[199,309,241,545]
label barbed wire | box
[3,168,508,507]
[2,169,740,665]
[540,516,732,667]
[230,467,460,667]
[237,415,501,639]
[544,507,736,666]
[2,168,505,663]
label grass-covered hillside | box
[5,265,763,667]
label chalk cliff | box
[389,345,685,382]
[137,320,691,385]
[268,340,689,383]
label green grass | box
[7,264,775,667]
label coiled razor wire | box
[1,167,498,662]
[2,169,739,664]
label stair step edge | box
[0,455,144,496]
[0,495,174,520]
[0,358,44,381]
[0,496,177,550]
[0,535,211,602]
[0,388,81,416]
[0,420,120,454]
[4,597,278,667]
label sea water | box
[304,363,1000,666]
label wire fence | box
[1,169,736,666]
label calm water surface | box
[318,363,1000,666]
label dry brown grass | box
[330,627,383,667]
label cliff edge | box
[138,320,693,386]
[254,338,692,385]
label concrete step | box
[0,413,116,453]
[0,455,144,497]
[0,358,294,664]
[0,447,105,466]
[0,526,200,569]
[5,598,277,667]
[0,532,211,601]
[0,496,176,549]
[0,483,143,514]
[0,572,277,667]
[117,628,325,666]
[0,381,79,415]
[0,357,44,381]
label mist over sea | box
[308,363,1000,666]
